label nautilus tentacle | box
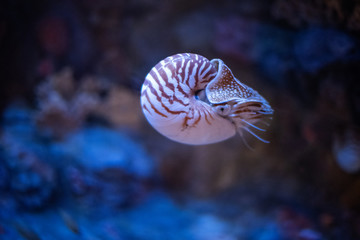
[140,53,273,145]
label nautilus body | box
[140,53,273,145]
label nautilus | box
[140,53,273,145]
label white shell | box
[140,53,273,145]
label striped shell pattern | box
[140,53,273,145]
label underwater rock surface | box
[52,127,154,178]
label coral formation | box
[35,68,142,138]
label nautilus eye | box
[140,53,273,145]
[214,105,232,116]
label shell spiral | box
[140,53,273,145]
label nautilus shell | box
[140,53,273,145]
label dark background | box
[0,0,360,239]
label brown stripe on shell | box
[142,104,152,115]
[143,90,168,118]
[155,67,189,106]
[145,80,186,115]
[185,60,196,88]
[175,75,189,98]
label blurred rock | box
[10,169,55,209]
[347,4,360,30]
[298,228,322,240]
[36,68,100,138]
[213,16,296,84]
[333,128,360,173]
[316,74,351,123]
[0,132,56,210]
[173,10,214,53]
[0,156,8,190]
[52,126,154,207]
[213,16,259,64]
[35,68,142,139]
[294,28,354,73]
[53,126,153,177]
[256,25,294,83]
[66,166,147,209]
[36,0,96,77]
[0,104,58,210]
[271,0,345,28]
[190,214,236,240]
[2,104,36,139]
[37,16,69,57]
[277,207,321,240]
[157,142,242,197]
[92,87,142,130]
